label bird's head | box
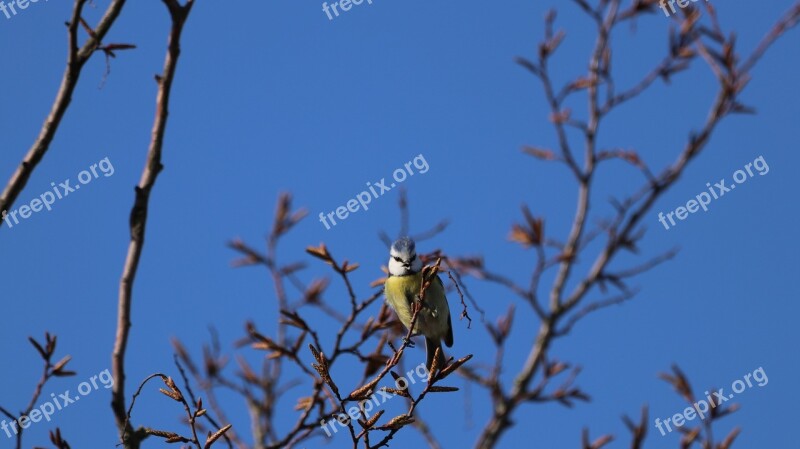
[388,237,422,276]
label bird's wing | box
[433,275,454,347]
[444,310,454,347]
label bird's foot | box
[402,337,416,348]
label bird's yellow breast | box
[384,273,422,329]
[384,272,449,340]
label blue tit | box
[383,237,453,370]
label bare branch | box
[112,2,196,448]
[0,0,128,219]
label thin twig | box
[112,2,195,448]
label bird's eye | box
[393,256,402,262]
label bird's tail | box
[425,337,447,372]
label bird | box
[383,237,453,370]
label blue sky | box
[1,0,798,448]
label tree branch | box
[112,2,195,448]
[0,0,128,220]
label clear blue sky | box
[1,1,798,448]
